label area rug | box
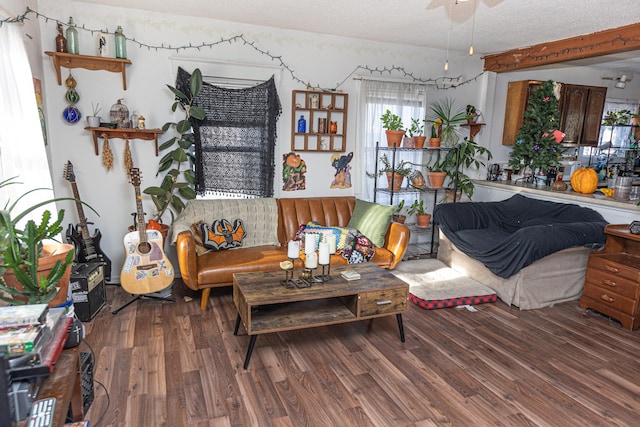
[391,258,497,309]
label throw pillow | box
[201,218,246,251]
[347,199,394,248]
[191,222,211,256]
[293,222,350,254]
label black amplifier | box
[70,262,106,322]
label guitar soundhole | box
[137,241,152,255]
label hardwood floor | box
[83,279,640,426]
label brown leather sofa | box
[172,196,410,310]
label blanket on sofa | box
[433,194,608,278]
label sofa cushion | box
[347,199,394,248]
[201,218,246,251]
[293,222,350,253]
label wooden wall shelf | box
[45,51,132,90]
[460,122,485,141]
[86,127,163,156]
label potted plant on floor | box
[381,109,405,147]
[0,177,93,306]
[143,68,205,234]
[367,153,413,191]
[407,199,431,228]
[392,200,407,223]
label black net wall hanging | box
[176,67,281,198]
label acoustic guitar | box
[63,160,112,282]
[120,168,174,294]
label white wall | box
[3,0,483,280]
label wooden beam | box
[483,23,640,73]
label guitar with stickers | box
[120,168,174,294]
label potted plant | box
[407,199,431,228]
[466,104,480,123]
[143,68,204,232]
[0,177,94,306]
[427,98,468,147]
[441,137,493,200]
[380,109,405,147]
[632,113,640,126]
[367,153,412,191]
[406,118,426,149]
[86,102,102,128]
[428,119,442,147]
[602,109,632,126]
[392,200,407,223]
[425,157,447,189]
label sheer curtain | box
[354,79,428,203]
[0,23,55,225]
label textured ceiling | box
[83,0,640,70]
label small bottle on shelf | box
[55,23,67,53]
[297,115,306,133]
[65,17,79,54]
[115,26,127,59]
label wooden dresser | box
[580,224,640,330]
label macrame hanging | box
[123,136,134,177]
[101,133,113,171]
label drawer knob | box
[600,294,615,303]
[602,279,617,287]
[376,300,392,306]
[604,265,620,273]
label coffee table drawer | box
[359,288,407,317]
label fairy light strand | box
[4,7,488,90]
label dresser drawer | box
[585,268,640,300]
[582,282,639,315]
[359,287,407,317]
[589,254,640,282]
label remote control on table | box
[27,397,56,427]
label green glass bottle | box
[115,26,127,59]
[66,17,79,54]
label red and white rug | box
[391,258,497,310]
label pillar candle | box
[318,242,330,265]
[288,240,300,259]
[305,251,318,269]
[305,233,316,254]
[326,234,337,254]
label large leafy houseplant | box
[0,177,93,305]
[427,98,468,147]
[440,137,493,199]
[143,68,205,225]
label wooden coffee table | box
[233,263,408,369]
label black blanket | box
[433,194,608,278]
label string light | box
[4,7,485,90]
[444,0,453,71]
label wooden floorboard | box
[82,279,640,426]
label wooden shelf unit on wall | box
[291,90,348,152]
[85,127,163,156]
[45,51,132,90]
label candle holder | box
[280,257,297,289]
[314,263,332,283]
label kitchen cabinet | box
[501,80,606,146]
[559,84,607,146]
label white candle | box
[326,234,337,254]
[287,240,300,259]
[305,251,318,269]
[318,242,330,265]
[305,233,316,254]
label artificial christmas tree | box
[508,80,564,182]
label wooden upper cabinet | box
[502,80,606,146]
[501,80,541,146]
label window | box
[355,79,428,202]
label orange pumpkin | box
[570,167,599,194]
[286,153,301,168]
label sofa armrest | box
[176,230,199,291]
[384,222,411,270]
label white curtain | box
[354,79,429,204]
[0,23,55,226]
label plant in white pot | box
[86,102,102,128]
[0,177,95,306]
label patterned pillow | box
[191,222,211,256]
[293,222,350,254]
[201,218,246,251]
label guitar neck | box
[133,183,148,243]
[69,180,91,241]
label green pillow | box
[347,199,394,248]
